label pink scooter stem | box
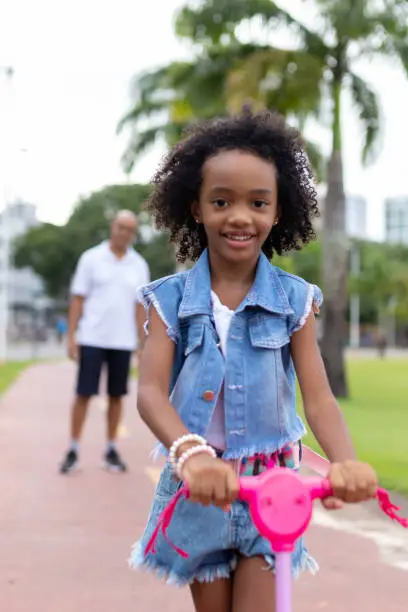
[239,469,332,612]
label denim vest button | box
[203,390,214,401]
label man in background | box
[59,209,150,474]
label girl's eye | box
[213,199,229,209]
[253,200,268,209]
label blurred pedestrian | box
[59,209,150,474]
[56,315,68,344]
[376,329,387,359]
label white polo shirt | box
[70,241,150,351]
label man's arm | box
[67,296,84,360]
[67,252,91,360]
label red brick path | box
[0,362,406,611]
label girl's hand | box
[322,460,378,510]
[180,453,239,511]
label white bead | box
[176,444,217,479]
[169,434,206,467]
[168,433,207,469]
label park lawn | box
[0,361,32,396]
[299,358,408,495]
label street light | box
[0,65,14,363]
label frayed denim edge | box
[149,443,165,461]
[139,290,178,343]
[292,283,314,333]
[294,551,319,578]
[222,429,306,461]
[129,542,318,587]
[261,550,319,578]
[129,541,237,587]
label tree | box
[277,239,408,333]
[14,184,175,300]
[117,46,261,172]
[349,241,408,340]
[172,0,408,396]
[13,223,71,300]
[274,241,322,285]
[118,43,324,176]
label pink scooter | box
[146,453,408,612]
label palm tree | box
[117,45,266,172]
[118,42,324,173]
[172,0,408,396]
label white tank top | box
[205,291,234,450]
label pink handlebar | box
[144,464,407,561]
[238,468,333,552]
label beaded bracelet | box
[168,433,207,470]
[176,444,217,479]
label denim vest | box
[140,249,323,460]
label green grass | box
[0,362,32,396]
[300,358,408,494]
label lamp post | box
[0,66,14,363]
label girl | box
[130,110,377,612]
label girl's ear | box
[274,204,281,226]
[191,202,201,224]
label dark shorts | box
[76,345,132,398]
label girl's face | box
[192,150,278,266]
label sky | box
[1,0,408,241]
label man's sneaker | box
[59,449,78,474]
[104,448,127,473]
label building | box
[345,195,368,239]
[315,185,368,239]
[385,197,408,245]
[0,200,50,339]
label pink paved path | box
[0,362,407,611]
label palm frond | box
[226,48,324,118]
[303,138,325,183]
[354,4,408,75]
[118,61,198,133]
[119,42,287,170]
[175,0,281,45]
[349,72,381,165]
[121,117,189,174]
[176,0,328,58]
[315,0,375,42]
[117,99,170,134]
[394,39,408,75]
[121,126,164,174]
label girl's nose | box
[227,203,252,226]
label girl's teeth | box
[227,235,251,241]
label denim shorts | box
[129,447,318,586]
